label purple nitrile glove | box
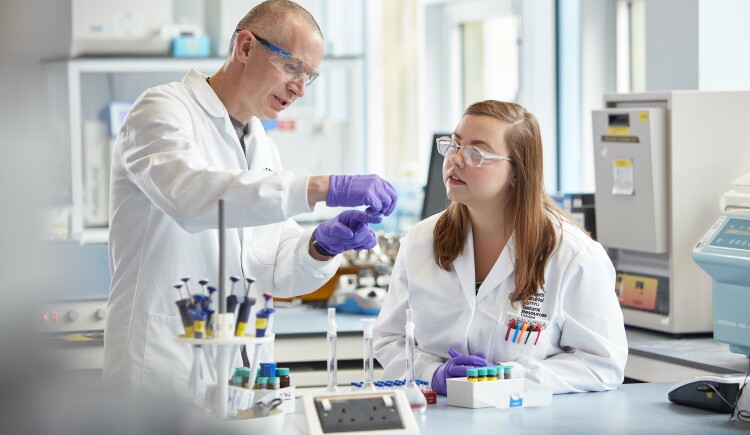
[313,210,382,255]
[326,175,398,216]
[431,348,490,396]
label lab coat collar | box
[476,234,515,303]
[453,228,516,308]
[184,68,249,164]
[453,225,477,309]
[183,69,227,119]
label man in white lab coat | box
[104,0,396,400]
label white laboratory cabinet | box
[45,56,365,244]
[592,91,750,334]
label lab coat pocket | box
[490,296,549,362]
[142,312,192,398]
[251,224,281,265]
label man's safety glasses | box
[436,136,513,167]
[247,31,320,86]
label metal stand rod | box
[218,199,226,314]
[216,199,227,418]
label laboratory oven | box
[39,242,110,333]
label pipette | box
[404,309,427,412]
[235,277,257,336]
[181,276,194,299]
[227,276,240,315]
[325,308,339,392]
[174,283,194,337]
[360,318,377,391]
[187,307,208,395]
[256,293,275,338]
[198,279,210,295]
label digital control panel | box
[709,217,750,252]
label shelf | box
[43,57,225,73]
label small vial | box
[253,368,261,388]
[269,376,280,390]
[277,367,290,388]
[467,368,479,382]
[423,381,437,405]
[257,376,268,390]
[486,367,498,381]
[504,365,513,379]
[239,367,251,388]
[232,375,242,386]
[477,367,487,382]
[496,364,506,380]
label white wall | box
[644,0,750,91]
[699,0,750,90]
[644,0,699,91]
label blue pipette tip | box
[181,276,191,283]
[207,285,217,294]
[230,276,240,283]
[198,279,209,286]
[245,277,256,285]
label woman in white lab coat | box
[105,1,395,401]
[373,100,627,395]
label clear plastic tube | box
[361,319,377,391]
[326,308,339,392]
[404,309,427,413]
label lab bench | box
[50,306,749,387]
[281,382,750,434]
[625,327,749,382]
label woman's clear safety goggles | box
[436,136,513,167]
[250,31,320,86]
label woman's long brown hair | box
[433,100,574,307]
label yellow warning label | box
[607,126,631,135]
[639,111,649,122]
[613,159,632,168]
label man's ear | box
[236,30,255,61]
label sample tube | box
[326,308,339,392]
[257,377,268,390]
[269,376,280,390]
[504,365,513,379]
[477,367,487,382]
[404,309,427,413]
[361,319,377,391]
[487,367,498,381]
[277,368,291,389]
